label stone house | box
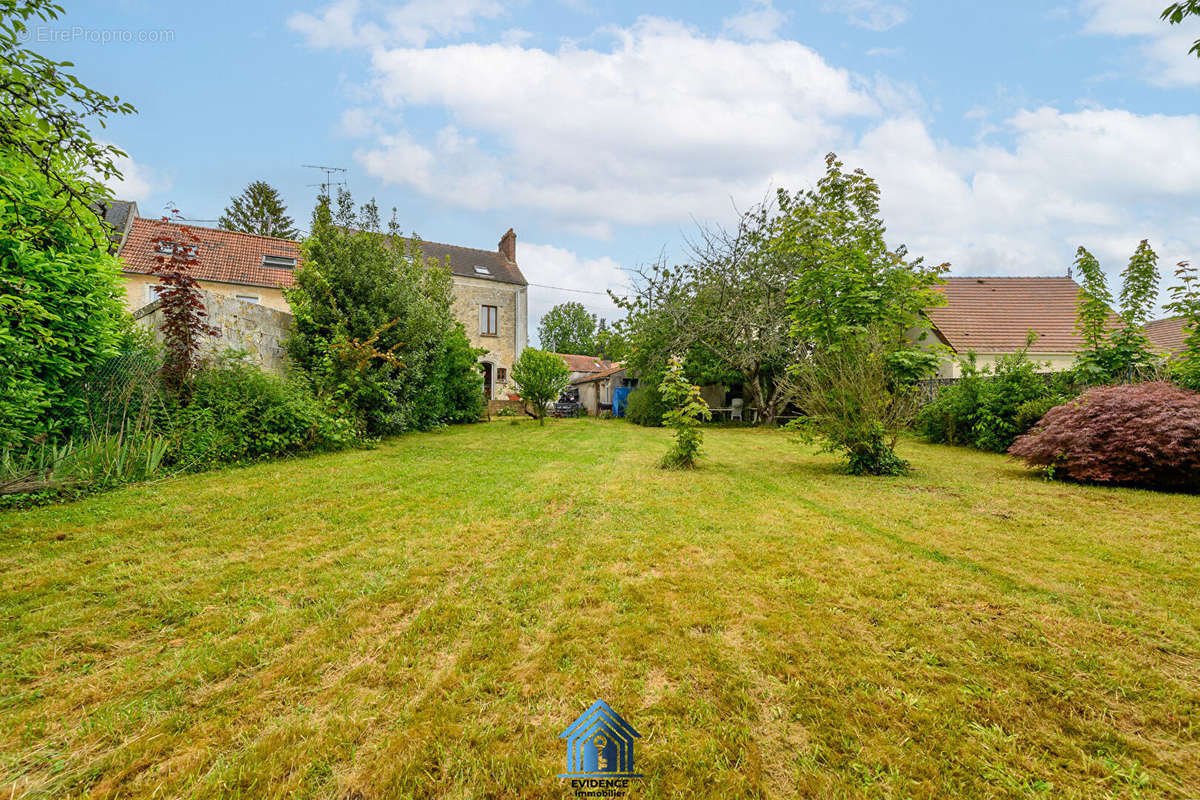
[114,213,528,397]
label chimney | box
[499,228,516,262]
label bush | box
[625,385,666,427]
[172,360,356,470]
[510,348,571,425]
[918,347,1066,453]
[1009,382,1200,490]
[793,331,915,476]
[659,357,710,469]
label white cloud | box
[94,144,164,206]
[288,0,506,49]
[825,0,910,32]
[722,0,787,42]
[519,242,628,342]
[356,17,876,231]
[1080,0,1200,86]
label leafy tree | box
[792,329,916,476]
[1165,261,1200,390]
[510,348,571,425]
[538,301,597,354]
[1162,1,1200,57]
[1109,239,1160,379]
[286,189,476,435]
[1073,241,1160,383]
[1,1,136,237]
[659,356,711,469]
[218,180,298,239]
[780,153,947,359]
[0,149,126,448]
[149,212,218,394]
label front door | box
[481,362,493,400]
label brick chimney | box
[498,228,516,262]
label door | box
[481,362,493,400]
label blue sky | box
[39,0,1200,337]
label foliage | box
[781,153,948,351]
[1009,382,1200,490]
[791,330,914,475]
[1162,1,1200,57]
[659,356,711,469]
[286,189,478,435]
[0,149,125,448]
[918,342,1067,453]
[625,384,666,427]
[538,301,598,355]
[0,0,136,238]
[218,180,298,239]
[149,213,218,394]
[171,357,356,470]
[510,347,571,426]
[1072,241,1160,383]
[1165,261,1200,391]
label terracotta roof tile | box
[1144,316,1190,353]
[925,276,1117,354]
[120,218,300,290]
[555,353,615,373]
[573,364,625,384]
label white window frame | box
[145,283,167,303]
[480,304,498,336]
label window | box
[145,284,167,302]
[235,293,260,304]
[480,304,498,336]
[262,254,297,269]
[496,367,507,382]
[473,265,491,275]
[156,242,198,257]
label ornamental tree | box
[510,347,571,425]
[150,212,218,394]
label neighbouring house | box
[555,353,617,383]
[96,199,138,252]
[919,276,1107,378]
[114,212,529,398]
[572,364,637,415]
[1144,316,1189,355]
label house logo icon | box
[558,699,643,793]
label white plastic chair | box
[731,397,744,422]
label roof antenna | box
[302,164,347,196]
[1067,264,1073,279]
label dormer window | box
[262,254,297,269]
[473,265,491,275]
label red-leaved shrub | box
[1008,382,1200,490]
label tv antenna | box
[302,164,347,195]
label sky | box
[34,0,1200,341]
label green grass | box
[1,419,1198,799]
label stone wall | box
[133,290,293,374]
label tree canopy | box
[1162,1,1200,58]
[218,181,298,239]
[510,348,571,425]
[537,301,598,355]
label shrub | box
[793,331,915,476]
[1009,382,1200,490]
[625,385,666,427]
[918,344,1065,453]
[659,357,710,469]
[172,360,356,470]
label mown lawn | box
[1,419,1198,799]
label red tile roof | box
[1144,316,1189,354]
[119,218,300,290]
[573,364,625,384]
[555,353,615,373]
[925,276,1117,354]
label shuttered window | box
[480,304,498,336]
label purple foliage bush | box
[1008,382,1200,490]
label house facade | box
[919,276,1103,378]
[114,214,528,399]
